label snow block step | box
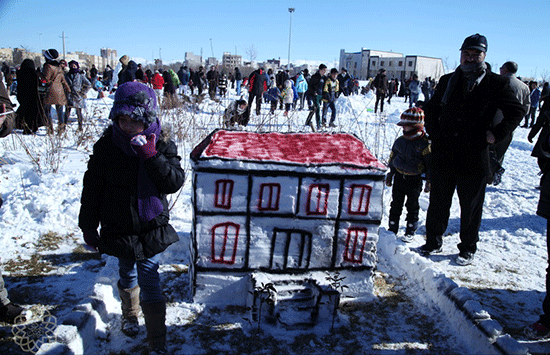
[248,273,339,330]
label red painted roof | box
[193,130,386,170]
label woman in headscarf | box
[15,59,46,134]
[41,49,70,134]
[64,60,91,132]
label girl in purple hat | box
[79,81,184,353]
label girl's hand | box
[132,134,157,160]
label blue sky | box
[1,0,549,79]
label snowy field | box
[0,82,547,355]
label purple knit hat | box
[109,82,158,126]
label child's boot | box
[142,300,167,354]
[118,281,140,336]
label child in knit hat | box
[79,81,184,352]
[385,107,431,242]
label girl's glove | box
[131,133,157,160]
[82,229,99,250]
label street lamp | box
[287,7,295,71]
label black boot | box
[142,300,167,354]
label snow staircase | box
[249,274,339,330]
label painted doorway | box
[270,228,312,270]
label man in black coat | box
[337,68,351,97]
[304,64,327,131]
[206,66,219,100]
[371,68,388,114]
[419,34,526,265]
[247,68,267,116]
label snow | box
[0,82,547,354]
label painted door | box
[270,228,312,270]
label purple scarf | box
[111,119,163,222]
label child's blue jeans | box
[118,254,163,304]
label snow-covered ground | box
[0,83,547,354]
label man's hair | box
[502,61,518,74]
[319,64,327,70]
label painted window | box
[306,184,330,215]
[343,227,368,264]
[258,183,281,211]
[214,180,234,209]
[211,222,240,264]
[348,184,372,215]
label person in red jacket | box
[151,70,164,105]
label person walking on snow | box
[64,60,91,132]
[247,68,268,116]
[305,64,327,131]
[322,68,339,127]
[79,82,185,353]
[488,61,530,186]
[41,48,70,134]
[282,79,294,116]
[295,72,308,110]
[523,81,541,128]
[371,68,388,114]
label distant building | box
[101,48,118,69]
[339,49,445,81]
[222,52,242,70]
[0,48,41,67]
[266,58,281,67]
[185,52,203,69]
[206,57,219,68]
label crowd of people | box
[2,34,550,353]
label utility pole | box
[59,31,68,59]
[210,38,214,58]
[287,8,295,71]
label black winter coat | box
[248,69,267,95]
[424,67,526,177]
[529,99,550,167]
[235,68,242,81]
[371,73,388,94]
[307,71,325,96]
[118,61,137,86]
[79,126,185,260]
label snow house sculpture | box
[189,130,387,327]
